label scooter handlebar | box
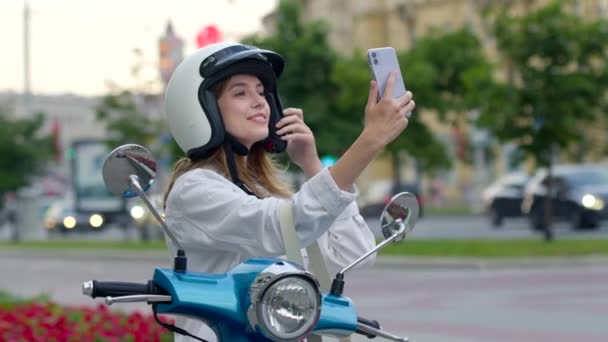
[356,316,409,342]
[357,316,381,338]
[82,280,164,298]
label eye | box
[234,91,245,97]
[258,91,265,96]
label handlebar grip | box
[84,280,165,298]
[357,316,382,339]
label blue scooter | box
[82,144,418,342]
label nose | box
[252,93,265,108]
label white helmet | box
[164,42,286,160]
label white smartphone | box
[367,47,407,99]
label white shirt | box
[164,167,376,341]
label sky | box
[0,0,278,96]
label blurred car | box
[44,195,131,234]
[45,198,104,233]
[481,171,530,227]
[521,164,608,230]
[359,180,425,218]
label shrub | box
[0,290,173,341]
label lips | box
[247,113,267,124]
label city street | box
[367,214,608,241]
[1,249,607,342]
[2,214,608,242]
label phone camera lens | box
[371,52,377,58]
[373,59,378,64]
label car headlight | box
[89,214,104,228]
[130,205,145,220]
[581,194,605,210]
[63,216,77,229]
[247,261,321,342]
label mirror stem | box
[129,175,187,273]
[330,219,407,296]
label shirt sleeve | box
[316,201,377,275]
[166,168,357,258]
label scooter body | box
[152,258,357,341]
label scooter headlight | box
[247,262,321,342]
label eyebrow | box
[228,81,264,91]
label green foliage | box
[386,28,494,170]
[95,90,161,150]
[479,0,608,166]
[402,28,494,117]
[241,0,499,174]
[0,109,53,193]
[242,0,351,161]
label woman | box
[162,42,415,341]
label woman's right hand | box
[363,71,415,148]
[327,72,415,191]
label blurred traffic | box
[521,164,608,231]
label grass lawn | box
[424,206,475,217]
[380,239,608,258]
[2,239,608,258]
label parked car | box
[481,171,530,227]
[359,180,425,218]
[521,164,608,230]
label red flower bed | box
[0,301,173,341]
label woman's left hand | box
[276,107,322,177]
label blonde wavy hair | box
[162,144,292,208]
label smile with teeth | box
[248,114,267,124]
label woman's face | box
[217,74,270,149]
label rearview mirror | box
[380,192,419,242]
[102,144,157,198]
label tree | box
[242,0,354,163]
[95,48,164,154]
[241,0,463,179]
[95,89,161,149]
[0,109,53,195]
[477,0,608,240]
[332,49,453,183]
[380,28,495,183]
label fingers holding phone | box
[364,74,415,147]
[397,89,415,119]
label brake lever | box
[356,322,409,342]
[105,294,172,305]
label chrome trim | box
[105,294,172,305]
[82,281,93,297]
[246,261,322,342]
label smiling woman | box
[158,40,414,341]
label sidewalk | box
[1,247,607,270]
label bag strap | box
[278,201,305,265]
[278,201,333,342]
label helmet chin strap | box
[224,134,259,198]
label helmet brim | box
[199,45,284,80]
